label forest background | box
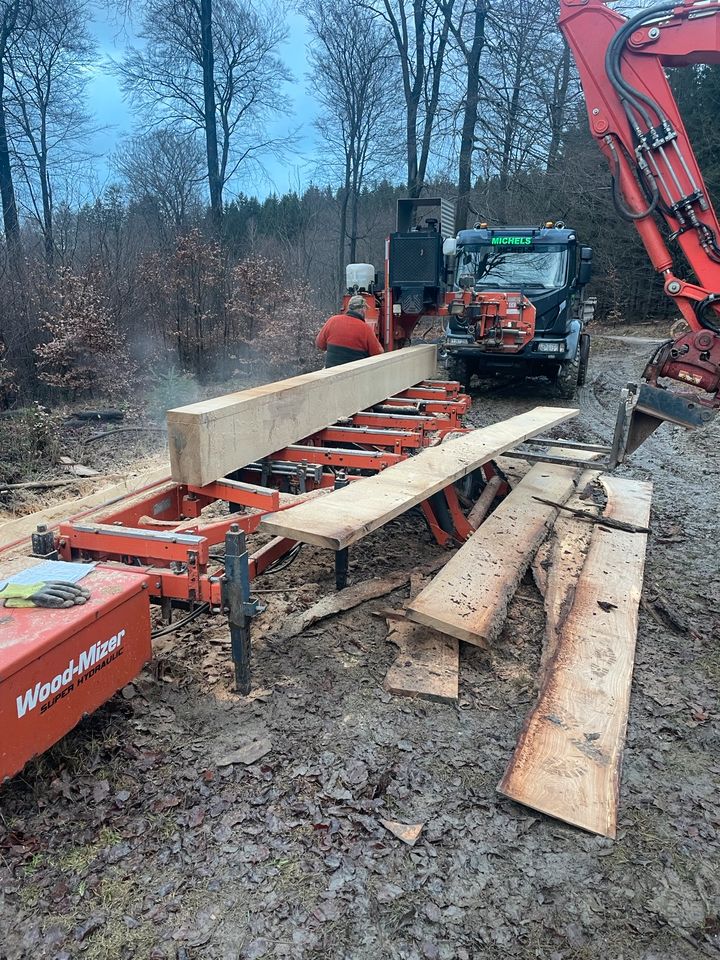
[0,0,717,407]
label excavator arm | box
[559,0,720,458]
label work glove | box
[0,581,91,609]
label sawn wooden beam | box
[167,346,438,486]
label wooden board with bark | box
[531,469,603,682]
[405,461,580,646]
[0,464,172,553]
[497,475,652,838]
[260,406,578,551]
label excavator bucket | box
[609,382,716,467]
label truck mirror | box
[443,237,458,257]
[578,260,592,286]
[578,246,593,286]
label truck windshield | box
[457,243,568,290]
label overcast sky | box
[85,6,320,199]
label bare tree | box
[115,128,205,232]
[308,0,397,285]
[366,0,453,198]
[6,0,95,267]
[118,0,291,230]
[200,0,222,231]
[0,0,26,256]
[531,36,579,173]
[441,0,487,229]
[473,0,560,219]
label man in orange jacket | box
[315,295,384,367]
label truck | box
[441,223,593,397]
[342,201,593,398]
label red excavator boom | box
[560,0,720,452]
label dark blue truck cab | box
[442,224,593,396]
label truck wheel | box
[446,354,471,391]
[554,347,580,399]
[577,332,591,387]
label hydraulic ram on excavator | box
[560,0,720,457]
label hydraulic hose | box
[694,294,720,335]
[605,3,676,128]
[607,136,659,220]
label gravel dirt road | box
[1,334,719,960]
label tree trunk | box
[546,41,571,171]
[456,2,486,231]
[39,145,54,268]
[406,99,420,198]
[200,0,223,233]
[338,169,350,294]
[417,7,452,196]
[349,187,359,264]
[498,55,525,220]
[0,62,20,257]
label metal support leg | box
[427,490,454,536]
[31,524,59,560]
[335,548,349,591]
[224,522,257,695]
[160,596,173,625]
[334,470,350,590]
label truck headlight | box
[537,341,563,353]
[448,300,465,316]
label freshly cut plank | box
[406,462,580,646]
[497,476,652,838]
[168,346,437,486]
[260,406,578,550]
[384,618,459,703]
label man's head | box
[347,295,367,315]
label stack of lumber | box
[498,476,652,838]
[384,460,651,839]
[285,422,649,840]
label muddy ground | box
[1,334,719,960]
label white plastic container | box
[346,263,375,291]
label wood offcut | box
[406,461,580,646]
[383,564,459,703]
[497,475,653,838]
[275,554,449,642]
